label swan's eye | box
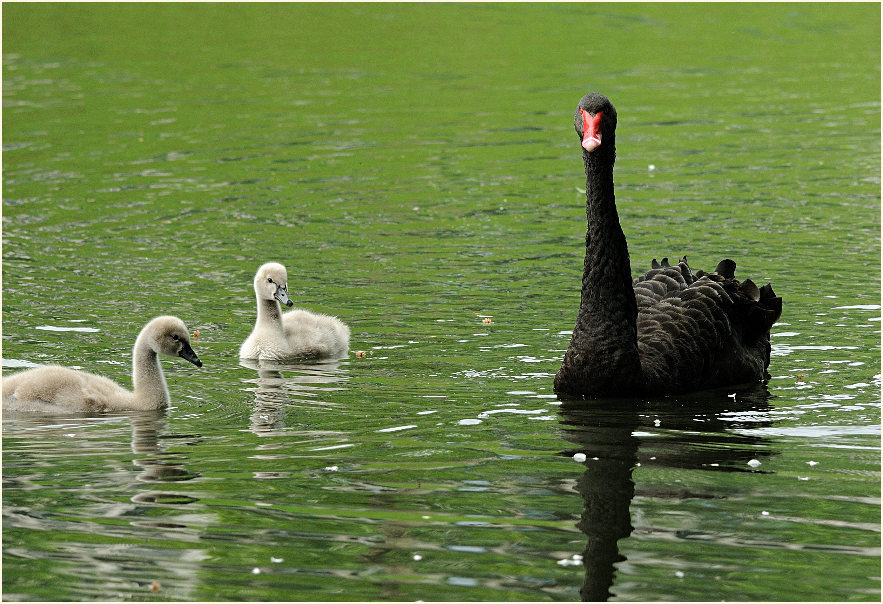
[171,334,180,341]
[268,278,274,284]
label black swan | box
[554,93,782,398]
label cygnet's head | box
[141,316,202,367]
[254,262,294,307]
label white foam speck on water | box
[310,444,354,451]
[377,424,417,433]
[35,325,99,332]
[477,408,544,418]
[557,553,583,567]
[2,358,41,368]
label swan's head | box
[141,316,202,367]
[575,93,617,153]
[254,262,294,307]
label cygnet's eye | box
[268,278,274,284]
[171,334,180,342]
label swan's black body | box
[554,93,782,398]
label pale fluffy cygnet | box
[239,262,350,361]
[3,316,202,413]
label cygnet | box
[3,316,202,413]
[239,262,350,361]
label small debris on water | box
[573,453,587,462]
[675,570,685,578]
[270,556,284,564]
[192,329,200,344]
[149,581,161,593]
[648,164,656,171]
[324,465,339,472]
[761,511,770,516]
[482,317,493,325]
[251,567,261,575]
[747,459,761,468]
[413,554,423,561]
[355,350,367,358]
[807,460,818,466]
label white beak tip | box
[582,136,602,152]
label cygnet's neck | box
[256,293,284,329]
[131,331,170,409]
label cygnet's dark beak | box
[275,285,294,307]
[178,341,203,367]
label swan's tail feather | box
[759,283,783,325]
[720,276,782,348]
[714,259,736,279]
[677,256,694,283]
[634,256,697,308]
[739,278,761,301]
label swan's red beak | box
[580,109,603,152]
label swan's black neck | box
[555,146,643,397]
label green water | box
[2,3,880,601]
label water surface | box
[3,3,880,601]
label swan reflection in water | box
[130,410,201,486]
[3,410,208,598]
[128,411,210,597]
[558,386,777,601]
[239,358,349,437]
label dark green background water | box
[3,3,880,601]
